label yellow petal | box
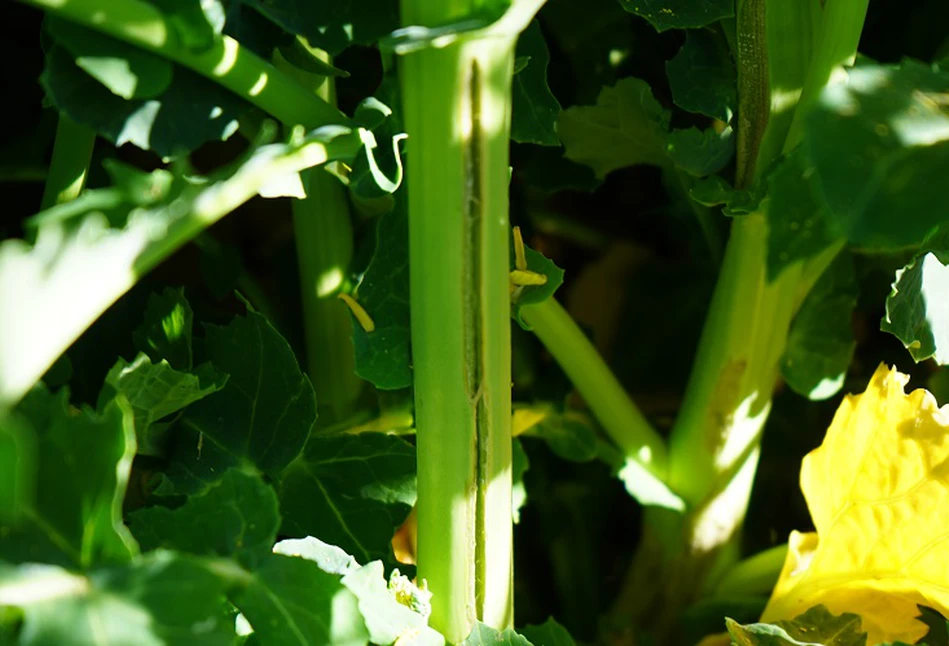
[761,363,949,644]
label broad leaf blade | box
[0,388,137,569]
[781,253,857,400]
[727,605,867,645]
[130,469,279,564]
[231,552,368,646]
[133,287,195,370]
[0,553,237,646]
[460,623,533,646]
[882,252,949,364]
[557,78,670,179]
[520,618,576,646]
[349,199,411,390]
[165,304,316,492]
[99,354,227,456]
[618,0,734,31]
[666,28,736,122]
[761,366,949,644]
[666,126,735,177]
[512,20,562,146]
[279,433,416,565]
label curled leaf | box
[762,364,949,644]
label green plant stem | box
[520,298,666,476]
[288,52,363,426]
[399,2,535,639]
[40,114,95,210]
[21,0,344,129]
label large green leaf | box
[349,198,411,390]
[0,413,34,525]
[882,251,949,365]
[154,0,226,52]
[726,605,867,645]
[231,552,368,646]
[98,354,227,456]
[666,28,737,122]
[0,552,237,646]
[239,0,399,56]
[804,59,949,250]
[519,618,576,646]
[460,624,533,646]
[512,20,562,146]
[164,304,316,492]
[129,469,279,565]
[765,149,843,280]
[781,253,857,400]
[43,45,253,158]
[46,17,173,100]
[557,78,670,179]
[665,126,735,177]
[618,0,734,31]
[0,124,364,411]
[278,433,416,564]
[0,388,137,570]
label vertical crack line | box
[462,57,487,621]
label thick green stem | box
[399,3,529,639]
[41,115,95,210]
[289,53,363,426]
[21,0,344,129]
[520,298,666,476]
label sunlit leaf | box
[882,252,949,365]
[761,365,949,644]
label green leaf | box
[273,536,359,576]
[0,388,137,569]
[153,0,225,52]
[42,44,253,158]
[99,354,227,456]
[882,252,949,365]
[240,0,399,56]
[341,561,444,645]
[512,20,562,146]
[557,78,670,179]
[350,198,412,390]
[519,618,576,646]
[781,253,857,400]
[133,287,195,370]
[460,623,533,646]
[690,174,734,206]
[164,304,316,492]
[0,413,35,525]
[279,433,416,565]
[666,126,735,177]
[804,59,949,250]
[766,149,843,280]
[230,552,368,646]
[46,17,173,100]
[526,413,598,463]
[618,0,734,31]
[129,470,279,564]
[726,605,867,646]
[511,237,565,330]
[666,28,737,122]
[0,123,365,410]
[0,552,237,646]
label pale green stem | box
[20,0,344,129]
[399,3,528,638]
[40,114,95,210]
[520,298,666,476]
[288,51,363,426]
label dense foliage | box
[2,0,949,644]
